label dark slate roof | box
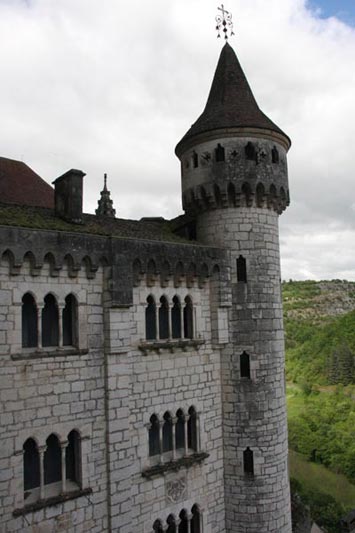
[176,43,290,155]
[0,156,54,209]
[0,203,191,244]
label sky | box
[0,0,354,281]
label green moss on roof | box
[0,204,190,244]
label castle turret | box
[176,42,292,533]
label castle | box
[0,41,292,532]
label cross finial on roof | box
[215,4,235,41]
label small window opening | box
[63,294,77,346]
[240,352,251,379]
[245,141,257,162]
[167,515,177,533]
[215,143,225,162]
[237,255,247,283]
[159,296,169,339]
[272,146,279,163]
[162,412,173,453]
[175,409,185,450]
[44,434,62,485]
[22,293,38,348]
[178,510,189,533]
[145,295,156,340]
[66,430,81,485]
[192,152,199,168]
[183,296,193,339]
[23,438,40,495]
[171,296,181,339]
[188,406,198,451]
[243,447,254,475]
[149,414,160,457]
[153,520,164,533]
[191,505,201,533]
[42,294,59,347]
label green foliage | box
[290,476,345,533]
[287,388,355,484]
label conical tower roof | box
[175,42,290,156]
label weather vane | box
[215,4,235,40]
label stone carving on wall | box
[165,474,187,504]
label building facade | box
[0,43,292,532]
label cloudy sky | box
[0,0,354,281]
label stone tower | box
[175,42,292,533]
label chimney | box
[52,169,85,223]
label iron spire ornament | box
[215,4,235,40]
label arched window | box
[227,182,236,207]
[188,406,198,451]
[171,296,181,339]
[149,414,160,457]
[162,412,173,453]
[66,430,81,485]
[244,447,254,475]
[63,294,77,346]
[215,143,225,162]
[183,296,193,339]
[23,438,40,495]
[214,184,222,207]
[256,183,265,207]
[153,519,164,533]
[44,434,61,485]
[178,509,189,533]
[240,352,251,379]
[192,152,198,168]
[166,515,177,533]
[191,505,201,533]
[22,293,38,348]
[237,255,247,283]
[245,141,257,161]
[145,295,156,340]
[272,145,279,163]
[42,294,59,347]
[175,409,185,451]
[159,296,169,339]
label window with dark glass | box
[63,294,77,346]
[23,438,40,495]
[149,414,160,457]
[159,296,169,339]
[42,294,59,347]
[171,296,181,339]
[162,412,173,453]
[66,430,81,485]
[44,434,61,485]
[237,255,247,283]
[145,295,156,340]
[244,447,254,475]
[22,293,38,348]
[183,296,193,339]
[240,351,251,379]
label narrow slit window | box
[22,293,38,348]
[183,296,193,339]
[240,351,251,379]
[192,152,198,168]
[244,447,254,475]
[159,296,169,339]
[145,295,156,340]
[171,296,181,339]
[162,412,173,453]
[44,434,62,485]
[42,294,59,347]
[153,520,164,533]
[149,414,160,457]
[66,430,81,485]
[191,505,201,533]
[272,146,279,163]
[188,406,198,451]
[237,255,247,283]
[63,294,78,346]
[215,143,225,162]
[175,409,185,450]
[23,438,40,496]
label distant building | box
[0,42,292,532]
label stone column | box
[38,445,46,500]
[60,440,68,493]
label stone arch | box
[162,411,173,453]
[2,249,21,275]
[171,295,182,339]
[44,433,62,485]
[153,519,164,532]
[175,408,185,451]
[159,295,169,340]
[23,251,41,276]
[63,293,78,347]
[132,258,143,287]
[66,429,81,485]
[42,293,59,347]
[186,262,197,288]
[147,258,158,287]
[198,262,209,287]
[178,509,189,532]
[183,295,193,339]
[145,295,156,340]
[268,184,278,210]
[214,184,222,208]
[199,185,209,210]
[22,292,38,348]
[82,255,97,279]
[43,252,61,277]
[160,259,171,288]
[241,182,253,207]
[149,414,160,457]
[23,438,40,493]
[64,253,79,278]
[174,261,184,288]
